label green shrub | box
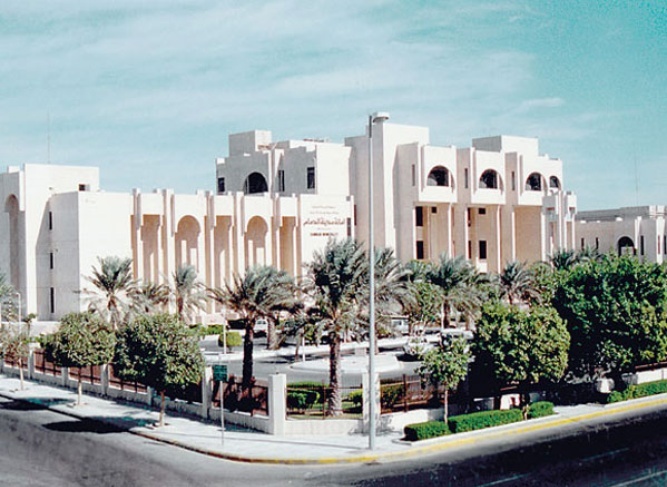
[404,420,450,441]
[287,391,309,410]
[206,324,225,335]
[527,401,554,419]
[348,390,363,408]
[448,409,523,433]
[606,379,667,403]
[381,383,404,410]
[218,331,242,349]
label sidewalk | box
[1,373,666,465]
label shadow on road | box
[43,418,124,434]
[0,397,73,411]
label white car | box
[254,318,268,336]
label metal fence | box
[286,382,363,418]
[108,364,148,393]
[33,349,62,376]
[68,364,102,384]
[211,375,269,416]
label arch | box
[175,216,201,270]
[549,176,561,189]
[243,172,268,194]
[479,169,500,189]
[4,195,20,289]
[246,216,269,267]
[427,166,449,187]
[525,172,544,191]
[617,236,635,256]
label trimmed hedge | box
[448,409,523,433]
[527,401,554,419]
[607,379,667,404]
[348,390,363,408]
[404,420,450,441]
[218,331,242,349]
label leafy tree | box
[426,254,484,329]
[84,256,137,329]
[172,265,207,324]
[0,326,29,390]
[404,280,442,334]
[418,336,470,423]
[304,238,368,416]
[549,249,579,271]
[208,265,296,389]
[553,254,667,381]
[45,312,116,405]
[114,313,204,426]
[497,260,540,305]
[473,302,569,418]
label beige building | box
[1,117,576,320]
[577,206,667,263]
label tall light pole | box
[368,111,389,450]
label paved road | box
[4,393,667,486]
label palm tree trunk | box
[18,357,24,391]
[242,320,255,390]
[267,317,277,350]
[159,390,166,427]
[443,303,451,329]
[327,333,342,416]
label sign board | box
[213,364,228,382]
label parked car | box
[254,318,268,337]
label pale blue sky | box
[1,1,665,210]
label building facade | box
[1,118,576,321]
[577,206,667,263]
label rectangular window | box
[580,237,585,250]
[511,171,516,191]
[641,235,645,255]
[467,240,472,259]
[479,240,487,260]
[415,207,424,227]
[217,177,225,193]
[416,241,424,260]
[78,184,88,191]
[354,205,357,225]
[478,208,486,215]
[464,168,469,189]
[277,170,285,192]
[49,252,54,270]
[48,211,53,230]
[467,208,472,227]
[663,235,666,255]
[431,207,437,214]
[595,237,599,250]
[411,165,416,186]
[50,287,55,314]
[307,167,315,189]
[346,218,352,237]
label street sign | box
[213,364,228,382]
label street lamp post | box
[368,111,389,450]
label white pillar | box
[268,373,287,435]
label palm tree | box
[172,265,207,324]
[84,256,137,330]
[498,260,540,306]
[426,254,483,329]
[549,249,578,271]
[134,281,171,314]
[0,272,15,325]
[304,239,368,416]
[209,265,296,389]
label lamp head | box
[370,112,390,124]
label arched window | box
[427,166,449,187]
[479,170,499,189]
[617,236,635,256]
[549,176,561,189]
[525,172,543,191]
[243,172,268,194]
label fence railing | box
[68,364,102,385]
[286,382,363,418]
[108,364,148,393]
[33,349,62,377]
[211,375,269,416]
